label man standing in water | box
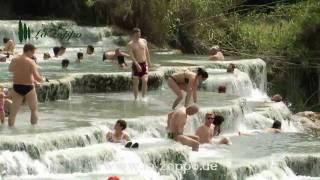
[8,44,45,127]
[167,105,200,151]
[127,28,151,100]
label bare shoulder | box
[127,40,133,46]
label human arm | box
[120,52,130,58]
[123,133,131,142]
[193,80,198,103]
[144,39,151,67]
[31,61,44,83]
[8,58,15,72]
[106,132,112,141]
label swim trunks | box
[117,56,125,65]
[132,62,148,78]
[13,84,34,96]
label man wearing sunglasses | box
[196,113,231,145]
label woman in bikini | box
[168,68,208,110]
[106,119,139,148]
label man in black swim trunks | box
[8,44,45,127]
[103,48,129,69]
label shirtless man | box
[167,105,200,151]
[208,45,224,61]
[127,28,152,100]
[8,44,45,127]
[196,114,231,145]
[195,113,215,144]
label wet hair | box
[213,115,224,135]
[197,68,208,79]
[60,46,66,50]
[77,52,83,59]
[227,64,236,73]
[116,119,127,130]
[272,120,281,129]
[102,52,107,61]
[132,28,141,34]
[271,94,283,102]
[61,59,70,68]
[218,86,226,93]
[23,43,36,53]
[3,37,9,44]
[87,45,94,53]
[53,46,60,56]
[213,115,224,126]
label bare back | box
[167,107,187,135]
[128,39,148,63]
[9,55,40,85]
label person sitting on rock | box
[106,119,139,148]
[86,45,94,55]
[227,64,236,73]
[208,45,224,61]
[239,120,282,135]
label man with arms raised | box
[127,28,151,100]
[8,44,45,127]
[167,105,200,151]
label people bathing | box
[208,45,224,61]
[127,28,152,100]
[76,52,84,63]
[227,63,236,73]
[167,105,200,151]
[106,119,139,148]
[8,43,45,127]
[87,45,94,55]
[43,53,51,60]
[196,113,231,145]
[103,48,129,69]
[168,68,208,110]
[239,120,282,136]
[2,37,15,55]
[61,59,70,69]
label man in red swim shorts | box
[127,28,152,100]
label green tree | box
[23,23,28,41]
[27,27,31,40]
[18,20,23,43]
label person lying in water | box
[196,113,231,145]
[106,119,139,148]
[168,68,208,110]
[238,120,282,136]
[167,105,200,151]
[103,48,129,69]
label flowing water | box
[0,20,319,180]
